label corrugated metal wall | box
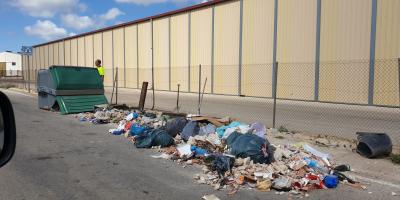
[103,30,113,87]
[319,0,371,104]
[214,0,240,95]
[85,35,94,67]
[125,25,138,88]
[190,7,212,93]
[77,37,85,66]
[153,17,170,90]
[171,13,189,92]
[374,0,400,106]
[30,0,400,107]
[242,0,274,97]
[113,28,125,87]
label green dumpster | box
[37,66,108,114]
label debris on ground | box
[202,194,220,200]
[75,107,368,197]
[391,154,400,164]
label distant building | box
[0,51,22,77]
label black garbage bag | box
[181,121,200,141]
[204,154,235,179]
[356,132,392,158]
[226,132,273,164]
[135,129,174,148]
[163,117,188,137]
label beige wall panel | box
[48,44,54,67]
[41,46,45,69]
[319,0,371,104]
[85,35,94,67]
[77,37,85,66]
[64,40,71,66]
[171,13,189,92]
[44,45,49,68]
[29,55,33,80]
[125,25,138,88]
[32,48,37,80]
[242,0,274,97]
[153,18,170,90]
[54,42,59,65]
[276,0,316,100]
[190,7,212,93]
[113,28,125,87]
[138,22,153,88]
[214,1,240,95]
[103,30,113,87]
[58,41,65,65]
[71,38,78,66]
[374,0,400,106]
[93,33,102,67]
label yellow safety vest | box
[97,66,105,76]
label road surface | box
[0,89,398,200]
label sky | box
[0,0,207,53]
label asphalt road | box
[0,89,398,200]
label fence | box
[0,70,23,77]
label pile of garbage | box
[76,107,363,197]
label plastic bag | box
[216,121,243,138]
[181,121,200,142]
[250,122,266,139]
[226,132,272,164]
[130,123,148,136]
[135,129,174,148]
[199,124,216,136]
[164,117,188,137]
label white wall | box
[0,52,22,76]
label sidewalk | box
[104,87,400,147]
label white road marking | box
[350,174,400,190]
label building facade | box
[0,51,22,77]
[30,0,400,107]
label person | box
[95,59,104,82]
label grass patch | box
[278,125,289,133]
[274,135,285,139]
[391,154,400,164]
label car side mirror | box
[0,91,16,167]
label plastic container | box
[324,175,338,188]
[356,132,392,158]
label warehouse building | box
[29,0,400,107]
[0,51,22,77]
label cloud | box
[9,0,83,18]
[24,20,73,41]
[100,8,125,20]
[115,0,203,6]
[61,14,94,30]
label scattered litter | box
[202,194,220,200]
[74,106,366,197]
[256,179,272,191]
[392,192,397,196]
[356,132,392,158]
[181,121,200,141]
[250,122,266,139]
[151,153,171,159]
[135,129,174,148]
[177,144,192,157]
[227,132,272,164]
